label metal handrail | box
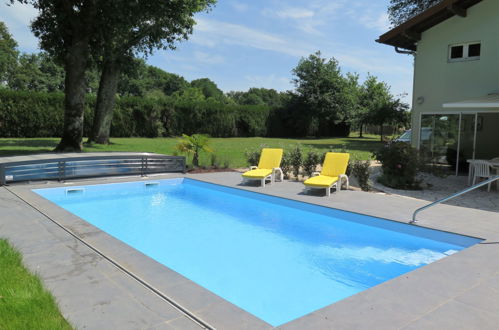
[411,175,499,224]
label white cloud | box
[194,51,225,64]
[265,7,315,19]
[191,17,411,80]
[230,1,249,13]
[359,12,391,32]
[192,18,309,57]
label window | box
[468,43,481,57]
[450,45,464,59]
[448,42,481,62]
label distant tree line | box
[1,22,409,142]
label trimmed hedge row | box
[0,89,272,138]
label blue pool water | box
[34,178,480,326]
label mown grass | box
[0,135,385,168]
[0,239,72,330]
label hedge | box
[0,89,273,138]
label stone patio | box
[1,171,499,329]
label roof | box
[443,94,499,108]
[377,0,483,51]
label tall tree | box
[0,21,19,86]
[369,98,410,141]
[357,75,390,138]
[388,0,441,26]
[291,51,352,136]
[13,0,100,151]
[88,0,216,144]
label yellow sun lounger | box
[242,148,284,187]
[304,152,350,196]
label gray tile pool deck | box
[1,171,499,329]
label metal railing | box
[0,153,185,185]
[411,175,499,224]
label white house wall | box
[411,0,499,146]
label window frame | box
[448,41,481,62]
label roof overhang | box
[443,94,499,108]
[377,0,483,51]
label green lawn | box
[0,135,384,168]
[0,239,72,330]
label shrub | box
[351,160,371,191]
[210,154,219,168]
[289,145,303,180]
[303,149,321,177]
[244,145,268,167]
[374,142,421,189]
[280,150,292,179]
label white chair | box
[471,160,493,192]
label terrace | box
[2,163,499,329]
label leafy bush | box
[280,150,292,179]
[244,144,268,167]
[303,149,321,177]
[289,145,303,180]
[374,142,421,189]
[351,160,371,191]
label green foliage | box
[0,89,66,137]
[374,142,421,189]
[388,0,441,26]
[303,149,321,177]
[228,88,286,107]
[289,145,303,179]
[191,78,224,100]
[0,21,19,84]
[351,160,371,191]
[176,134,212,167]
[8,52,65,92]
[0,239,72,329]
[119,61,189,97]
[0,90,271,138]
[244,148,261,167]
[236,105,270,137]
[291,51,357,137]
[280,150,292,179]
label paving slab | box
[0,185,202,329]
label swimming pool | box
[34,178,481,326]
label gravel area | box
[371,167,499,213]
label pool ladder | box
[411,175,499,224]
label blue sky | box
[1,0,414,102]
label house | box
[377,0,499,173]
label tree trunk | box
[359,123,363,138]
[88,59,121,144]
[55,39,90,152]
[192,152,199,167]
[380,124,384,142]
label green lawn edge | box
[0,239,73,330]
[0,135,385,168]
